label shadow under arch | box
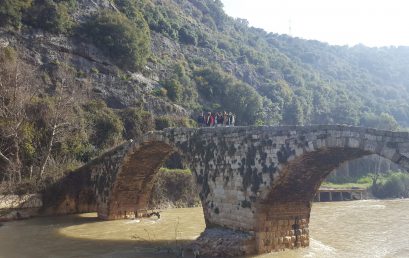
[264,148,371,204]
[100,140,192,220]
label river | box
[1,199,409,258]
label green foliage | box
[81,9,151,71]
[194,66,263,125]
[154,114,196,130]
[360,112,399,131]
[138,1,179,39]
[83,100,124,149]
[356,176,373,185]
[154,115,175,130]
[0,46,16,62]
[118,108,154,140]
[150,167,199,208]
[179,117,197,128]
[179,25,198,45]
[0,0,32,28]
[25,0,74,34]
[372,172,409,198]
[320,181,371,189]
[162,79,182,102]
[159,62,199,108]
[159,167,191,175]
[283,97,304,125]
[19,122,36,163]
[153,87,168,97]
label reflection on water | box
[1,200,409,258]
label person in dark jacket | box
[197,112,205,127]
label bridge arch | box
[252,129,409,253]
[95,133,195,219]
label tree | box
[194,66,263,125]
[81,10,151,71]
[33,95,74,178]
[0,49,88,189]
[283,97,304,125]
[0,0,32,28]
[179,25,198,45]
[360,112,399,131]
[0,47,36,184]
[25,0,74,34]
[83,100,124,150]
[119,108,154,140]
[163,79,182,102]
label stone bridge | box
[42,125,409,256]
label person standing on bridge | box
[214,112,222,127]
[205,112,211,126]
[209,112,215,127]
[197,112,205,127]
[215,112,222,127]
[223,111,228,126]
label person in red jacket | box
[209,112,215,127]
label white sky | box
[221,0,409,47]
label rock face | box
[0,194,43,221]
[330,154,403,178]
[0,27,189,117]
[42,125,409,256]
[191,228,256,256]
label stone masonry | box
[42,125,409,256]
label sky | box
[221,0,409,47]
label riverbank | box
[0,168,200,222]
[0,194,42,222]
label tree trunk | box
[39,125,57,178]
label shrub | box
[0,46,17,62]
[83,100,124,149]
[162,79,182,102]
[149,168,199,208]
[179,25,198,45]
[81,10,151,71]
[155,116,175,130]
[180,117,197,128]
[0,0,32,28]
[26,0,73,34]
[153,87,167,97]
[372,172,409,198]
[360,112,399,131]
[118,108,154,140]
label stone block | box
[380,147,397,160]
[283,236,291,244]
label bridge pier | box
[255,202,310,252]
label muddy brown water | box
[1,199,409,258]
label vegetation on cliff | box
[149,168,200,209]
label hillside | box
[1,0,409,191]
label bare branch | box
[0,150,11,165]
